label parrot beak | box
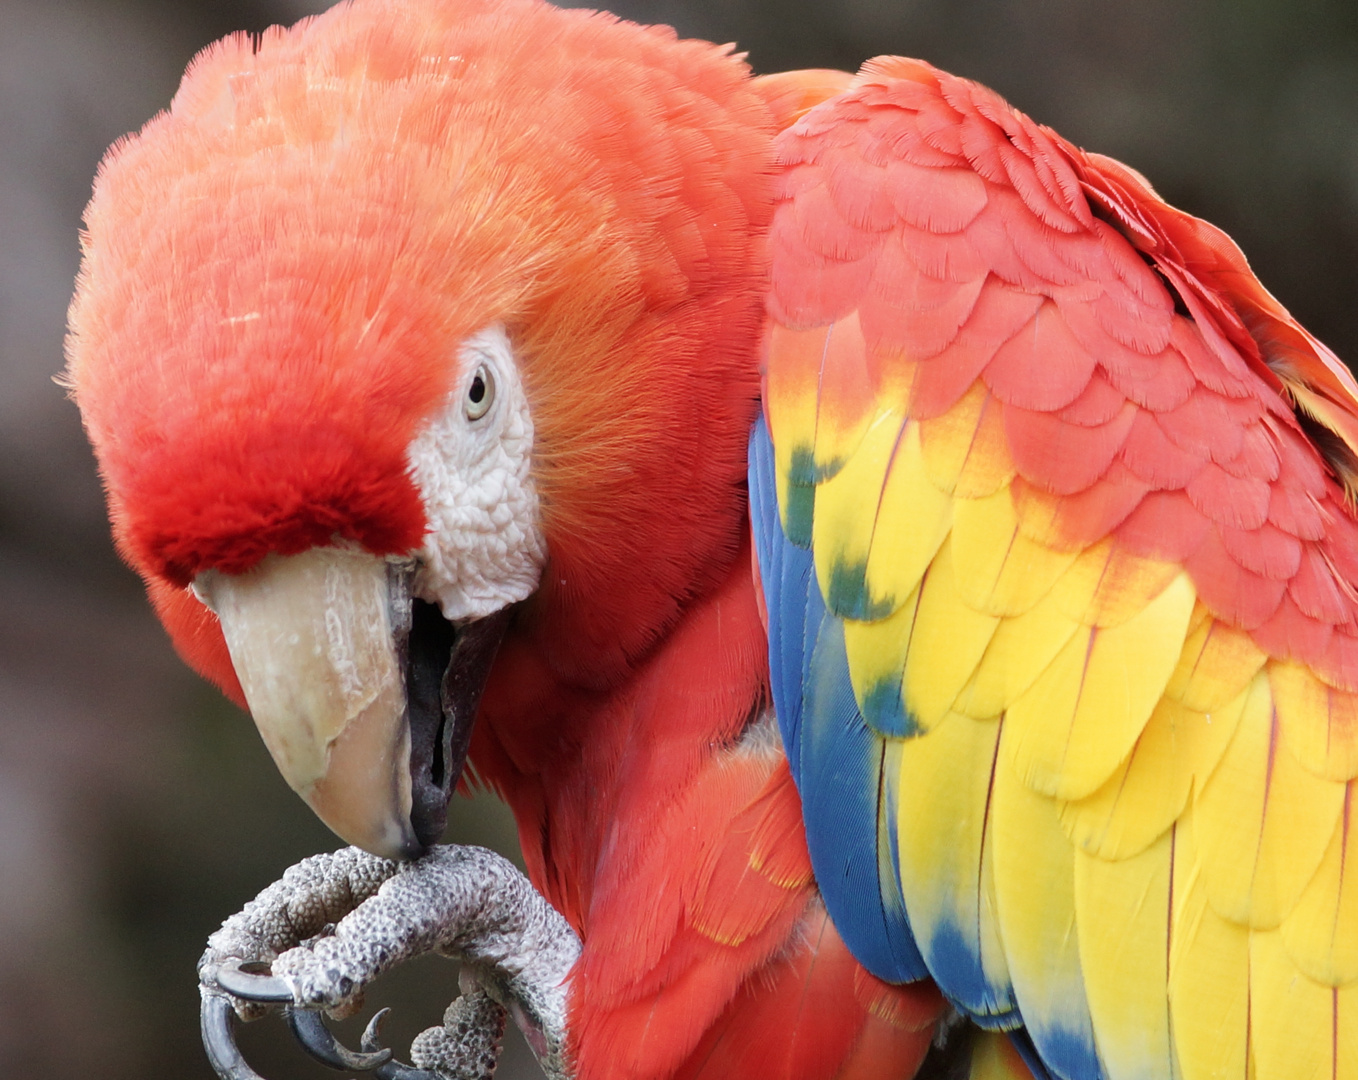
[195,548,508,861]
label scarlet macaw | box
[65,1,1358,1079]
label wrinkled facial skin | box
[409,324,547,622]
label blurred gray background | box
[1,0,1356,1077]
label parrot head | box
[65,0,776,859]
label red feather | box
[906,283,1042,420]
[1252,594,1337,663]
[1184,527,1289,628]
[1056,371,1126,427]
[1003,398,1137,495]
[984,299,1097,411]
[672,909,941,1080]
[1120,410,1208,489]
[1185,462,1272,531]
[1216,522,1303,581]
[1115,489,1211,562]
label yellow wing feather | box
[917,380,1014,499]
[1167,811,1251,1080]
[1342,982,1358,1080]
[990,737,1099,1062]
[1058,686,1247,860]
[953,589,1083,720]
[902,537,1001,732]
[1193,672,1345,928]
[1048,541,1184,629]
[1072,834,1173,1080]
[843,585,922,732]
[1166,614,1268,712]
[1280,784,1358,985]
[1004,573,1196,801]
[1272,662,1358,782]
[763,322,823,541]
[813,405,912,616]
[864,420,954,608]
[894,711,1014,1018]
[1250,929,1335,1080]
[951,484,1079,617]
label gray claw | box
[201,993,269,1080]
[361,1008,394,1053]
[203,986,434,1080]
[288,1006,394,1071]
[360,1010,444,1080]
[215,962,296,1003]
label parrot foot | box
[199,844,580,1080]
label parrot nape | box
[64,1,1358,1079]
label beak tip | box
[307,781,426,863]
[389,836,429,863]
[346,816,427,863]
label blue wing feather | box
[751,416,1068,1072]
[750,417,927,983]
[749,416,812,783]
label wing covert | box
[755,56,1358,1080]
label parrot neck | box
[505,68,857,693]
[475,537,771,911]
[496,68,859,694]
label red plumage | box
[984,300,1097,411]
[672,910,941,1080]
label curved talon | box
[203,991,437,1080]
[201,993,269,1080]
[350,1008,440,1080]
[215,962,296,1003]
[361,1008,393,1053]
[288,1006,394,1071]
[288,1003,441,1080]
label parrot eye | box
[465,364,495,421]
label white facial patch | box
[406,325,547,622]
